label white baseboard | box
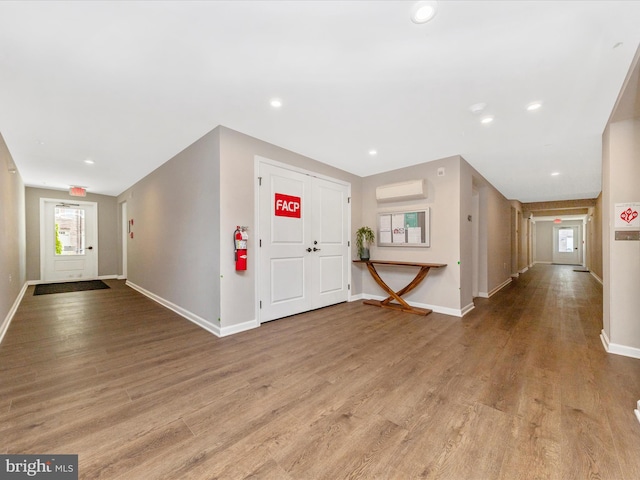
[460,302,475,316]
[519,267,528,274]
[0,282,29,345]
[533,261,552,265]
[117,275,127,280]
[349,293,365,302]
[478,277,512,299]
[220,319,259,337]
[357,294,465,317]
[510,273,519,278]
[600,329,640,359]
[99,274,118,280]
[126,281,223,337]
[600,329,610,351]
[590,271,603,285]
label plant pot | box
[360,248,370,261]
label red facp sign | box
[275,193,301,218]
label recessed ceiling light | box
[480,116,494,124]
[551,172,560,176]
[469,102,487,114]
[411,1,438,24]
[84,159,94,165]
[369,149,377,156]
[270,99,282,108]
[527,102,542,111]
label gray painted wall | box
[117,128,221,326]
[25,187,118,280]
[218,126,362,329]
[603,118,640,350]
[461,158,512,303]
[589,193,603,279]
[361,156,462,312]
[115,125,361,332]
[534,219,583,264]
[0,132,26,330]
[535,221,554,263]
[3,122,517,340]
[360,155,512,313]
[459,158,511,309]
[483,181,512,295]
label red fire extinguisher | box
[234,226,248,271]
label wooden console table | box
[353,260,446,316]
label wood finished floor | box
[2,265,640,479]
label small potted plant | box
[356,226,375,261]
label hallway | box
[1,264,639,479]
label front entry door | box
[258,161,350,323]
[41,199,98,281]
[552,225,581,265]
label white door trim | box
[120,201,128,279]
[39,198,99,282]
[256,156,351,188]
[254,156,352,324]
[472,189,479,298]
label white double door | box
[259,162,350,323]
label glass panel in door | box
[55,207,86,255]
[557,228,573,253]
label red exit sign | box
[275,193,301,218]
[69,186,86,197]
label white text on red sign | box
[274,193,301,218]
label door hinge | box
[259,239,262,247]
[348,197,351,203]
[259,300,262,309]
[348,241,350,247]
[348,284,351,291]
[258,176,262,186]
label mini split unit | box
[375,179,427,203]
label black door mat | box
[34,280,110,295]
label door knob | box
[306,248,312,252]
[313,247,321,252]
[87,246,93,250]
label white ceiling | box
[1,1,640,202]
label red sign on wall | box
[275,193,301,218]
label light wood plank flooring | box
[2,265,640,479]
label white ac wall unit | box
[375,179,426,203]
